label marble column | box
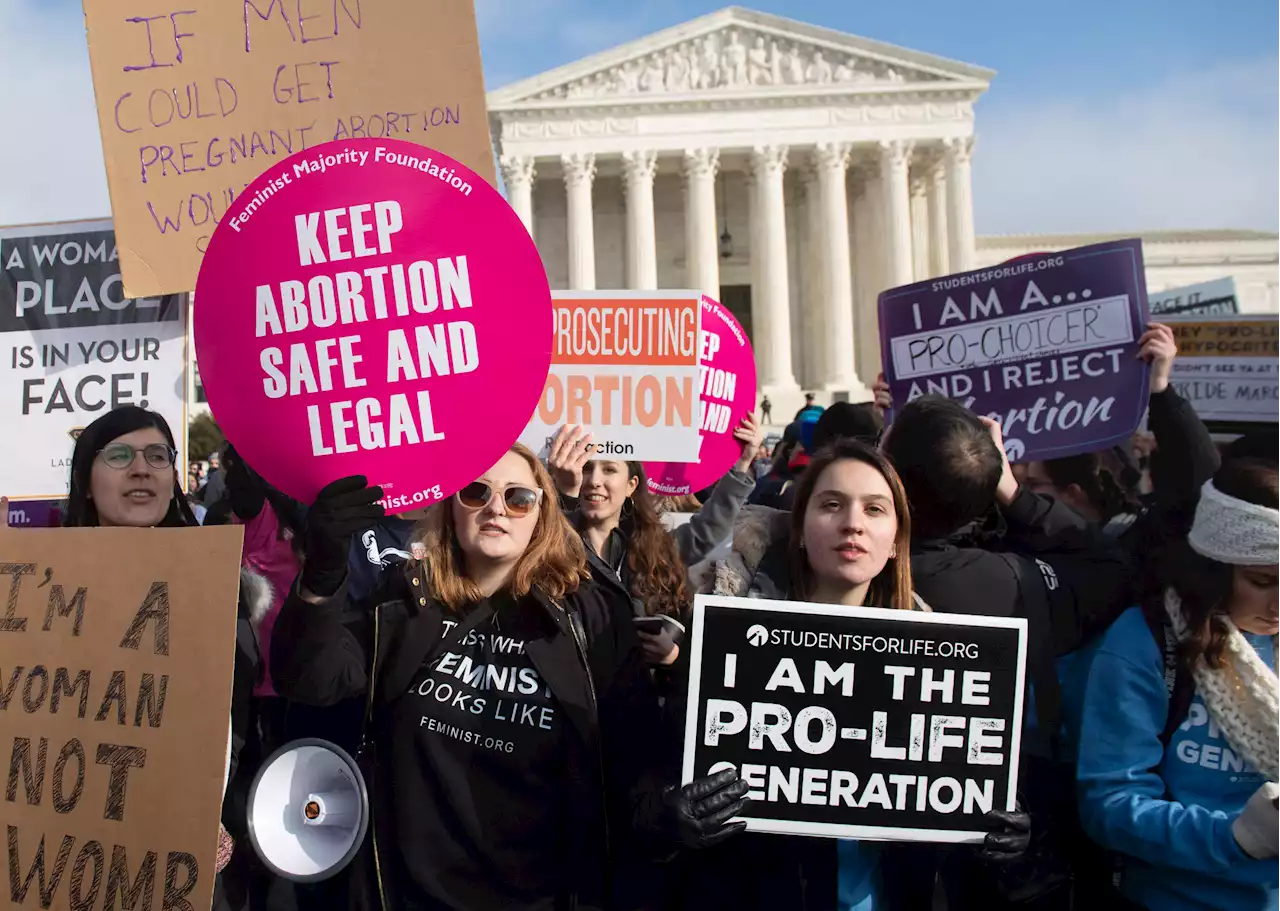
[562,153,596,290]
[910,176,929,282]
[945,137,976,273]
[499,155,536,237]
[682,148,720,299]
[926,161,949,277]
[622,150,658,290]
[851,167,883,385]
[799,161,826,389]
[749,145,798,392]
[879,140,915,291]
[815,142,862,393]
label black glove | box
[226,457,266,522]
[301,476,384,597]
[978,805,1032,865]
[663,768,750,849]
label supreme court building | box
[486,7,1280,418]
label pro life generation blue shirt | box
[1076,606,1278,911]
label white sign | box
[1168,315,1278,423]
[0,221,189,500]
[1149,277,1238,318]
[520,291,703,462]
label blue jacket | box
[1076,606,1278,911]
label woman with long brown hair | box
[677,439,917,910]
[547,417,763,666]
[1075,456,1279,911]
[270,444,749,911]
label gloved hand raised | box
[978,804,1032,864]
[301,476,385,597]
[1233,781,1279,859]
[664,767,750,849]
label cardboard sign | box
[521,291,703,463]
[1149,277,1239,318]
[878,239,1151,462]
[82,0,494,299]
[645,296,757,496]
[193,138,552,514]
[0,524,243,911]
[683,595,1027,842]
[0,221,188,501]
[1167,316,1278,423]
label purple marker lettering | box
[114,93,139,133]
[123,16,174,72]
[297,0,332,43]
[319,61,339,98]
[243,0,295,52]
[337,0,362,30]
[169,11,197,62]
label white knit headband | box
[1188,480,1280,566]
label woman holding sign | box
[547,416,762,667]
[1075,456,1279,911]
[270,444,750,911]
[54,406,270,911]
[686,440,1030,910]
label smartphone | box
[632,615,686,644]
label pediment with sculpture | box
[524,27,947,102]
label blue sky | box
[2,0,1277,234]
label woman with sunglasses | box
[53,406,271,911]
[271,443,749,911]
[547,416,763,668]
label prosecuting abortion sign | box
[682,595,1027,843]
[878,239,1151,462]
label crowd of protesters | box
[2,314,1274,911]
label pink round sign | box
[644,296,757,496]
[194,139,552,514]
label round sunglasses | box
[97,442,177,471]
[455,481,543,517]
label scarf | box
[1165,588,1279,781]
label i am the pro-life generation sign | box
[683,596,1027,843]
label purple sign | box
[6,499,63,528]
[878,239,1151,462]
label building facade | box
[486,6,1279,418]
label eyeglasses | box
[97,443,177,471]
[455,482,543,517]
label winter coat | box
[269,566,675,911]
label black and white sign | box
[682,595,1028,843]
[0,220,188,499]
[1148,277,1239,318]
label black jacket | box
[270,567,675,911]
[1119,386,1220,600]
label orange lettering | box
[537,375,563,424]
[567,375,593,424]
[666,375,693,427]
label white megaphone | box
[246,738,369,882]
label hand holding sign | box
[547,424,594,498]
[977,417,1020,504]
[1137,322,1177,394]
[731,414,765,474]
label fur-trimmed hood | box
[692,505,790,598]
[239,566,274,633]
